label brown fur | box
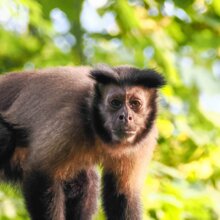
[102,126,157,195]
[10,147,29,170]
[49,182,65,220]
[0,65,163,220]
[0,67,157,178]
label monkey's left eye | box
[129,100,141,109]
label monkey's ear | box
[140,69,166,88]
[89,70,115,85]
[89,65,119,85]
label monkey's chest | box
[53,147,101,181]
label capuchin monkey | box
[0,64,165,220]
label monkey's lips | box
[113,129,136,138]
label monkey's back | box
[0,67,95,172]
[0,72,32,111]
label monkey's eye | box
[129,100,141,109]
[110,99,122,108]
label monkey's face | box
[99,85,152,145]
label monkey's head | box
[90,65,165,147]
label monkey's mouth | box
[113,129,136,138]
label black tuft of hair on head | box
[90,65,166,89]
[89,64,118,85]
[89,70,116,85]
[89,70,118,85]
[114,67,166,89]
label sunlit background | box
[0,0,220,219]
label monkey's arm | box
[102,129,157,220]
[102,170,141,220]
[102,146,154,220]
[63,168,99,220]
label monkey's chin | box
[112,130,136,144]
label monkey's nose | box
[118,115,132,122]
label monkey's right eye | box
[110,99,122,108]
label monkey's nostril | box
[128,116,132,121]
[119,115,124,120]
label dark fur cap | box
[90,64,166,88]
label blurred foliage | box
[0,183,28,220]
[0,0,220,219]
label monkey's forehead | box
[102,85,152,98]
